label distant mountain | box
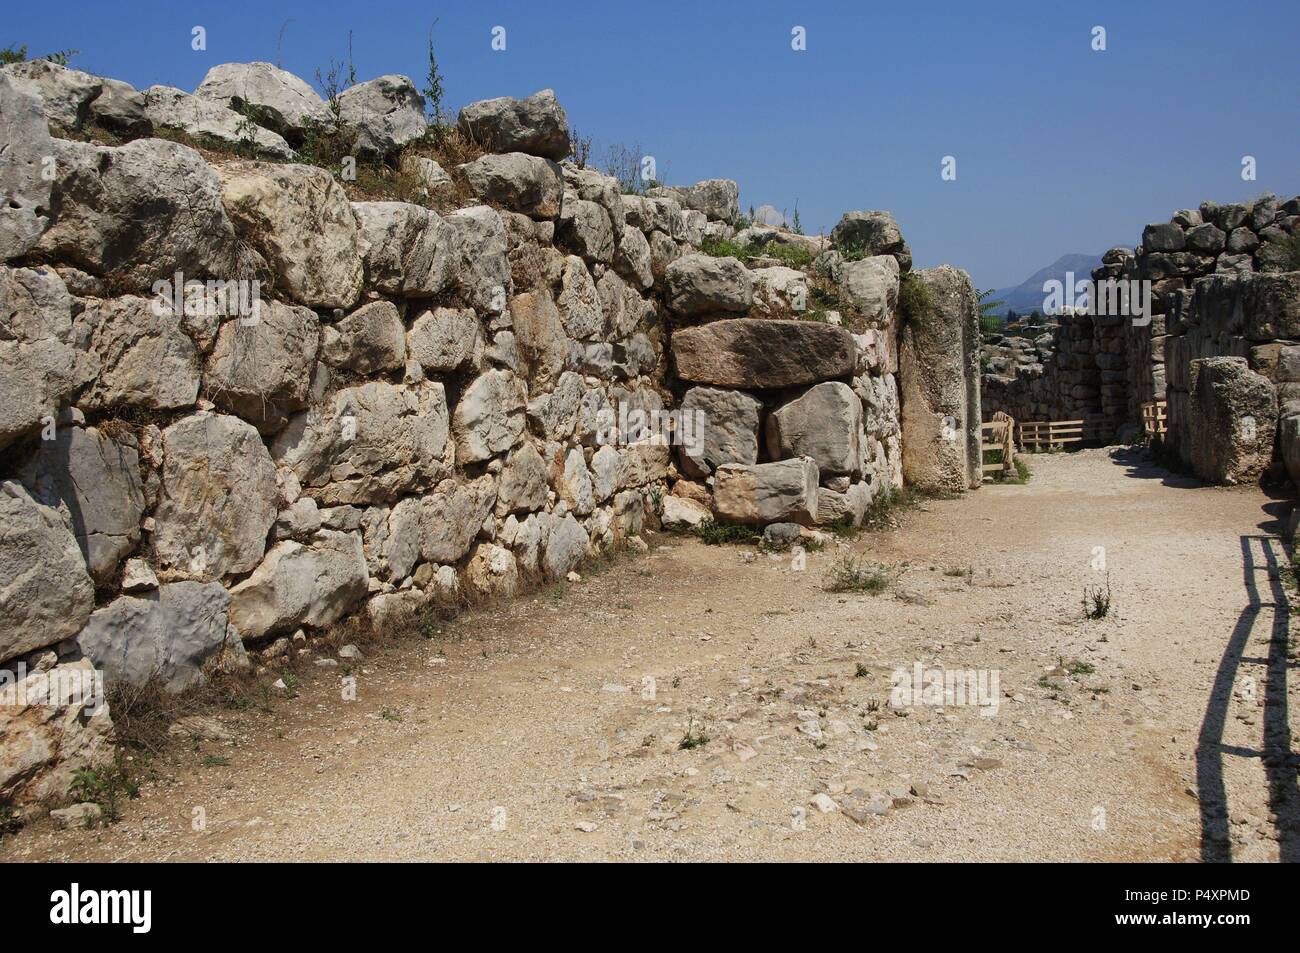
[988,253,1104,318]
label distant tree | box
[977,288,1005,337]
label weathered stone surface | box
[401,154,456,203]
[589,445,625,502]
[899,266,981,493]
[558,255,603,339]
[319,300,406,374]
[815,481,873,527]
[647,179,740,225]
[526,370,583,440]
[556,198,614,266]
[543,513,589,580]
[1189,356,1277,485]
[446,206,512,312]
[614,224,654,290]
[352,201,456,297]
[459,153,564,218]
[228,530,369,639]
[453,370,526,463]
[205,301,320,431]
[20,427,145,585]
[672,318,856,389]
[0,481,95,663]
[407,306,482,373]
[152,413,279,579]
[0,267,81,449]
[665,253,753,317]
[457,89,569,160]
[0,74,54,260]
[73,295,200,412]
[88,76,151,135]
[830,211,911,270]
[510,290,568,390]
[1143,222,1186,252]
[713,457,819,526]
[837,255,900,324]
[218,161,364,309]
[337,74,426,155]
[679,386,762,478]
[751,266,808,316]
[0,659,114,805]
[660,494,711,530]
[272,381,451,504]
[766,382,862,477]
[465,542,520,598]
[195,62,333,142]
[558,448,595,515]
[37,138,241,291]
[142,85,294,158]
[0,59,102,129]
[74,582,230,691]
[496,442,549,515]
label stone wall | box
[0,59,979,804]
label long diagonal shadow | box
[1195,534,1299,862]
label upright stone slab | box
[1189,356,1277,485]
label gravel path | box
[8,447,1298,862]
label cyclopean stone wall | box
[0,59,979,804]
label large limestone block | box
[272,381,452,505]
[1189,356,1278,485]
[647,179,740,225]
[228,530,369,639]
[218,161,364,309]
[73,295,200,411]
[319,300,406,374]
[20,426,145,585]
[0,74,54,259]
[453,370,527,463]
[407,306,482,374]
[73,581,230,691]
[558,255,603,339]
[446,205,512,313]
[336,74,426,155]
[558,198,615,265]
[672,318,856,389]
[152,413,279,580]
[678,385,762,478]
[351,201,457,297]
[36,138,241,292]
[457,89,569,160]
[712,457,819,526]
[497,442,549,515]
[830,211,911,270]
[543,513,589,580]
[420,476,497,564]
[195,61,333,142]
[766,381,862,477]
[204,300,320,432]
[898,265,982,493]
[0,481,95,663]
[0,659,114,805]
[459,152,564,218]
[837,255,900,324]
[465,543,521,599]
[511,289,568,389]
[142,85,294,158]
[665,253,753,317]
[0,266,81,449]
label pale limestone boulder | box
[647,179,739,224]
[0,59,102,129]
[401,154,456,202]
[713,457,819,526]
[195,61,333,142]
[446,205,512,313]
[665,253,753,317]
[20,426,145,585]
[457,89,569,160]
[559,255,603,339]
[218,161,363,309]
[0,659,114,805]
[143,85,294,158]
[272,381,452,505]
[465,543,521,599]
[590,445,625,502]
[337,74,426,156]
[511,289,568,389]
[672,318,856,389]
[559,447,595,516]
[0,481,95,663]
[830,210,911,270]
[351,201,456,297]
[0,74,54,259]
[37,138,241,292]
[660,495,711,530]
[766,382,863,477]
[0,266,81,449]
[679,386,762,479]
[559,198,614,264]
[407,306,482,374]
[319,300,406,374]
[1190,356,1278,485]
[614,224,654,290]
[453,370,526,463]
[73,295,200,412]
[204,301,320,433]
[526,369,583,440]
[228,530,369,639]
[420,476,497,564]
[497,442,549,515]
[152,413,278,580]
[837,255,900,324]
[543,513,589,580]
[73,581,230,691]
[459,152,564,218]
[751,266,808,316]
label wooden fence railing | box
[1141,400,1168,437]
[981,411,1016,480]
[1018,419,1085,450]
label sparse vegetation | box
[691,520,757,545]
[824,555,897,594]
[0,803,21,837]
[199,754,230,768]
[854,662,870,678]
[898,272,934,326]
[1272,233,1300,271]
[69,757,139,823]
[1083,575,1112,620]
[1,43,78,65]
[678,717,710,750]
[699,236,813,269]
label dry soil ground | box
[6,446,1299,862]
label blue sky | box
[10,0,1299,290]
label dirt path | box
[6,447,1298,862]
